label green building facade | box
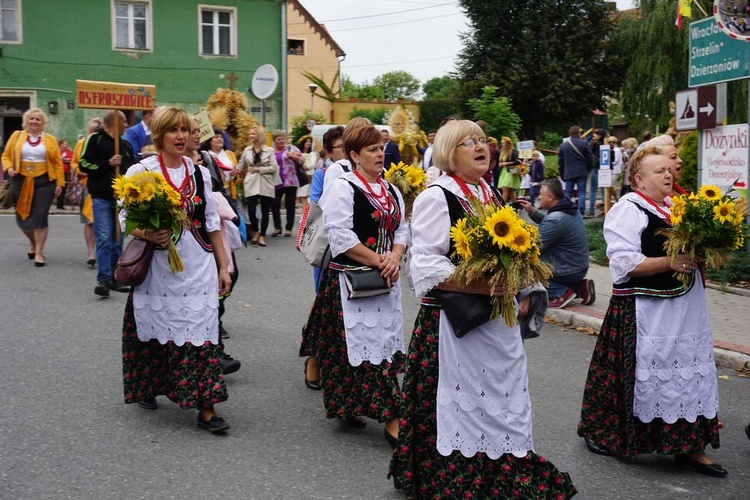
[1,0,283,145]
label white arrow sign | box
[700,102,714,117]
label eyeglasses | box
[457,137,487,148]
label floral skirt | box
[122,293,228,410]
[308,268,401,422]
[578,295,720,458]
[390,306,577,499]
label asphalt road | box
[1,214,748,499]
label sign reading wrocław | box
[76,80,156,110]
[689,18,750,87]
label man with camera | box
[516,179,595,308]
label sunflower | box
[670,213,683,226]
[112,176,130,198]
[508,226,532,254]
[140,182,156,203]
[484,206,519,249]
[517,164,528,176]
[699,184,722,202]
[124,183,142,204]
[405,166,426,189]
[670,196,687,218]
[713,200,735,224]
[450,217,473,259]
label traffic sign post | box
[689,17,750,87]
[675,84,726,131]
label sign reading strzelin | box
[76,80,156,110]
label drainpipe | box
[280,1,288,132]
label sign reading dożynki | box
[689,18,750,87]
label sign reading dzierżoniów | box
[689,18,750,87]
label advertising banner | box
[701,124,749,199]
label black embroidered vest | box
[612,200,693,297]
[173,166,213,252]
[331,179,401,267]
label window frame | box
[287,38,306,56]
[198,4,237,58]
[0,0,23,44]
[111,0,153,52]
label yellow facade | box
[332,99,420,126]
[286,1,344,130]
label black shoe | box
[219,324,230,339]
[384,428,398,450]
[137,397,158,410]
[579,279,596,306]
[107,280,130,293]
[95,280,110,297]
[34,261,45,267]
[344,416,367,429]
[27,252,35,260]
[87,259,96,267]
[304,357,321,391]
[219,353,241,375]
[583,436,611,456]
[197,415,230,433]
[674,454,728,478]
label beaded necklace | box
[354,170,393,212]
[634,190,672,224]
[448,173,492,205]
[158,154,190,197]
[26,133,42,147]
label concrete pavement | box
[546,262,750,371]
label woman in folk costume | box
[120,107,233,433]
[200,126,238,201]
[389,120,576,498]
[305,122,408,445]
[1,108,64,267]
[578,146,725,477]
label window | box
[0,0,21,43]
[112,1,152,51]
[199,6,236,57]
[288,39,305,55]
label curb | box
[545,309,750,371]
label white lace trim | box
[436,312,534,459]
[610,252,646,285]
[328,226,360,258]
[338,277,404,366]
[410,254,455,297]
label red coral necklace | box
[448,173,492,204]
[354,170,393,211]
[158,154,189,195]
[26,133,42,147]
[634,190,672,224]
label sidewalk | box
[545,262,750,371]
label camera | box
[510,200,524,210]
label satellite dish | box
[251,64,279,100]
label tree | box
[422,76,459,100]
[456,0,623,139]
[467,86,521,139]
[348,107,390,125]
[372,71,421,101]
[289,110,326,144]
[341,75,385,101]
[300,70,340,102]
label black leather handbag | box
[431,290,493,338]
[342,267,391,299]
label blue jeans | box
[588,170,599,214]
[565,175,587,215]
[92,197,123,283]
[529,185,541,206]
[547,269,587,299]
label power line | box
[319,1,456,23]
[344,55,456,68]
[327,12,460,32]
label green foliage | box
[543,158,559,180]
[341,75,385,101]
[348,106,390,125]
[585,220,608,266]
[678,131,698,192]
[422,76,460,100]
[457,0,622,138]
[706,250,750,285]
[467,86,521,139]
[372,70,421,101]
[289,110,326,144]
[419,98,460,132]
[538,131,563,152]
[300,70,340,102]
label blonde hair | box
[23,108,48,129]
[647,134,675,147]
[621,137,638,150]
[432,120,486,173]
[627,145,664,187]
[249,124,266,147]
[150,107,191,151]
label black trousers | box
[246,195,273,236]
[272,186,298,231]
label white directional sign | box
[675,89,698,131]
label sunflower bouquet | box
[517,163,528,176]
[113,171,190,273]
[660,184,747,287]
[449,200,552,327]
[384,161,427,217]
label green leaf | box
[124,219,137,236]
[150,212,160,228]
[500,249,511,269]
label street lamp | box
[307,83,318,115]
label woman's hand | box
[517,296,531,317]
[144,228,173,247]
[378,251,402,281]
[7,167,17,178]
[671,254,698,274]
[217,268,232,296]
[250,166,260,174]
[54,186,62,198]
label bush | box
[348,106,390,125]
[678,131,698,192]
[585,220,608,266]
[706,250,750,286]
